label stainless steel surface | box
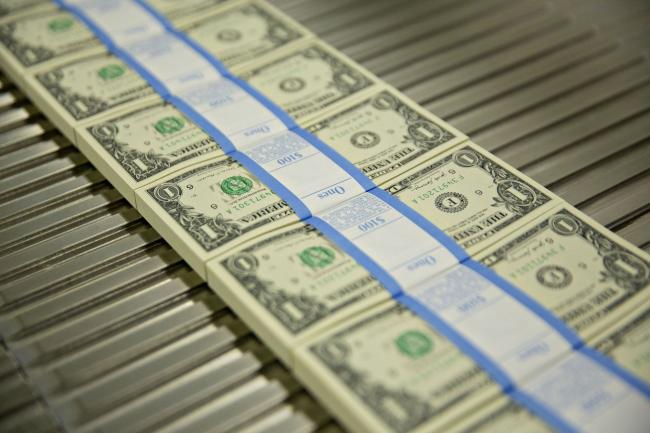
[1,1,649,432]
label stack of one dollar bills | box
[1,1,648,432]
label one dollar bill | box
[448,399,553,433]
[0,0,51,18]
[295,301,501,433]
[238,40,376,121]
[0,9,98,69]
[147,0,231,23]
[479,205,650,341]
[384,142,558,255]
[182,0,309,70]
[35,53,154,121]
[305,87,466,185]
[76,100,225,204]
[26,52,157,139]
[593,300,650,382]
[206,222,388,365]
[135,157,298,277]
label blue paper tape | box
[167,93,237,153]
[578,345,650,398]
[397,292,514,391]
[293,127,376,193]
[307,215,404,297]
[370,187,469,262]
[132,0,231,76]
[231,149,311,220]
[509,388,581,433]
[464,260,583,349]
[228,74,297,130]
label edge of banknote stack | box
[1,1,649,433]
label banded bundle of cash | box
[1,1,649,433]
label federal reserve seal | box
[216,29,241,42]
[536,265,572,289]
[279,77,305,92]
[435,192,468,213]
[350,131,380,148]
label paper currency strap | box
[55,1,650,432]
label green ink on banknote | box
[395,330,432,358]
[154,116,185,135]
[98,64,125,80]
[48,17,74,32]
[299,246,335,269]
[221,175,253,195]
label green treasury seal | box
[299,246,335,269]
[154,116,185,134]
[220,175,253,195]
[395,330,433,358]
